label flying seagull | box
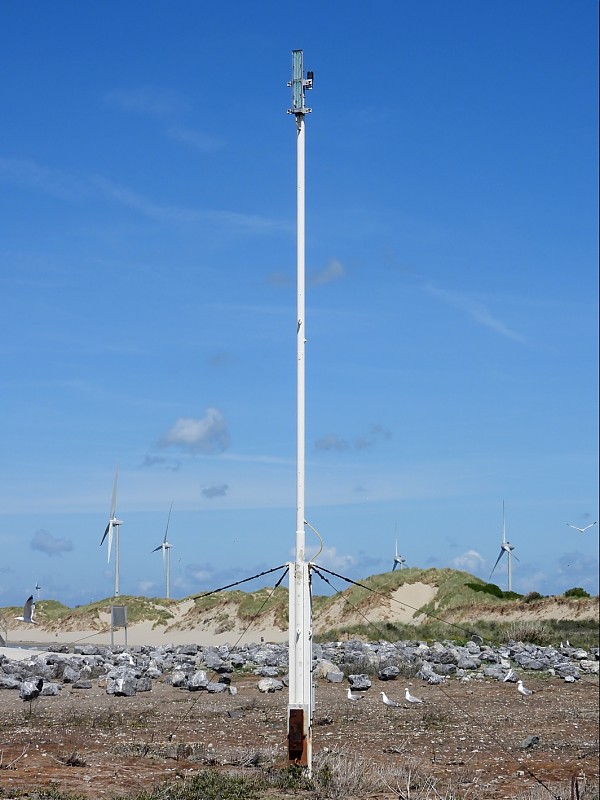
[347,688,364,702]
[405,687,423,704]
[381,691,401,707]
[15,595,38,624]
[517,679,534,699]
[566,521,597,533]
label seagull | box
[517,680,534,699]
[503,668,516,682]
[347,688,364,702]
[405,687,423,704]
[566,522,597,533]
[20,677,44,716]
[15,595,38,624]
[381,691,401,708]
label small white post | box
[287,49,314,773]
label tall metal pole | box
[287,49,314,773]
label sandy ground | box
[3,584,598,651]
[0,672,598,799]
[2,581,445,650]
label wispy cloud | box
[93,175,286,232]
[30,529,74,557]
[425,283,525,342]
[315,424,391,452]
[166,125,225,152]
[308,258,344,287]
[0,157,286,234]
[0,157,88,201]
[159,408,230,454]
[140,454,182,471]
[103,86,188,117]
[268,258,345,288]
[201,483,229,499]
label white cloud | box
[308,258,344,287]
[450,549,486,573]
[159,408,230,454]
[307,545,356,572]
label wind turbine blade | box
[110,465,119,518]
[152,544,163,553]
[490,549,505,578]
[100,522,110,546]
[164,501,173,543]
[513,554,520,562]
[502,500,506,545]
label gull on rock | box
[517,680,534,698]
[381,691,401,708]
[405,687,423,704]
[15,595,38,624]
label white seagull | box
[503,668,516,682]
[347,687,364,702]
[566,521,597,533]
[15,595,38,624]
[381,691,401,707]
[405,687,423,704]
[517,679,534,698]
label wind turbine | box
[566,521,597,533]
[100,466,123,597]
[392,539,406,571]
[489,501,518,592]
[35,582,41,600]
[153,502,173,599]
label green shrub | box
[465,581,504,598]
[523,591,544,603]
[564,587,591,599]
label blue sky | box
[1,2,598,609]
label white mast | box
[287,49,314,773]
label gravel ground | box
[0,674,598,799]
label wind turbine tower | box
[287,49,314,774]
